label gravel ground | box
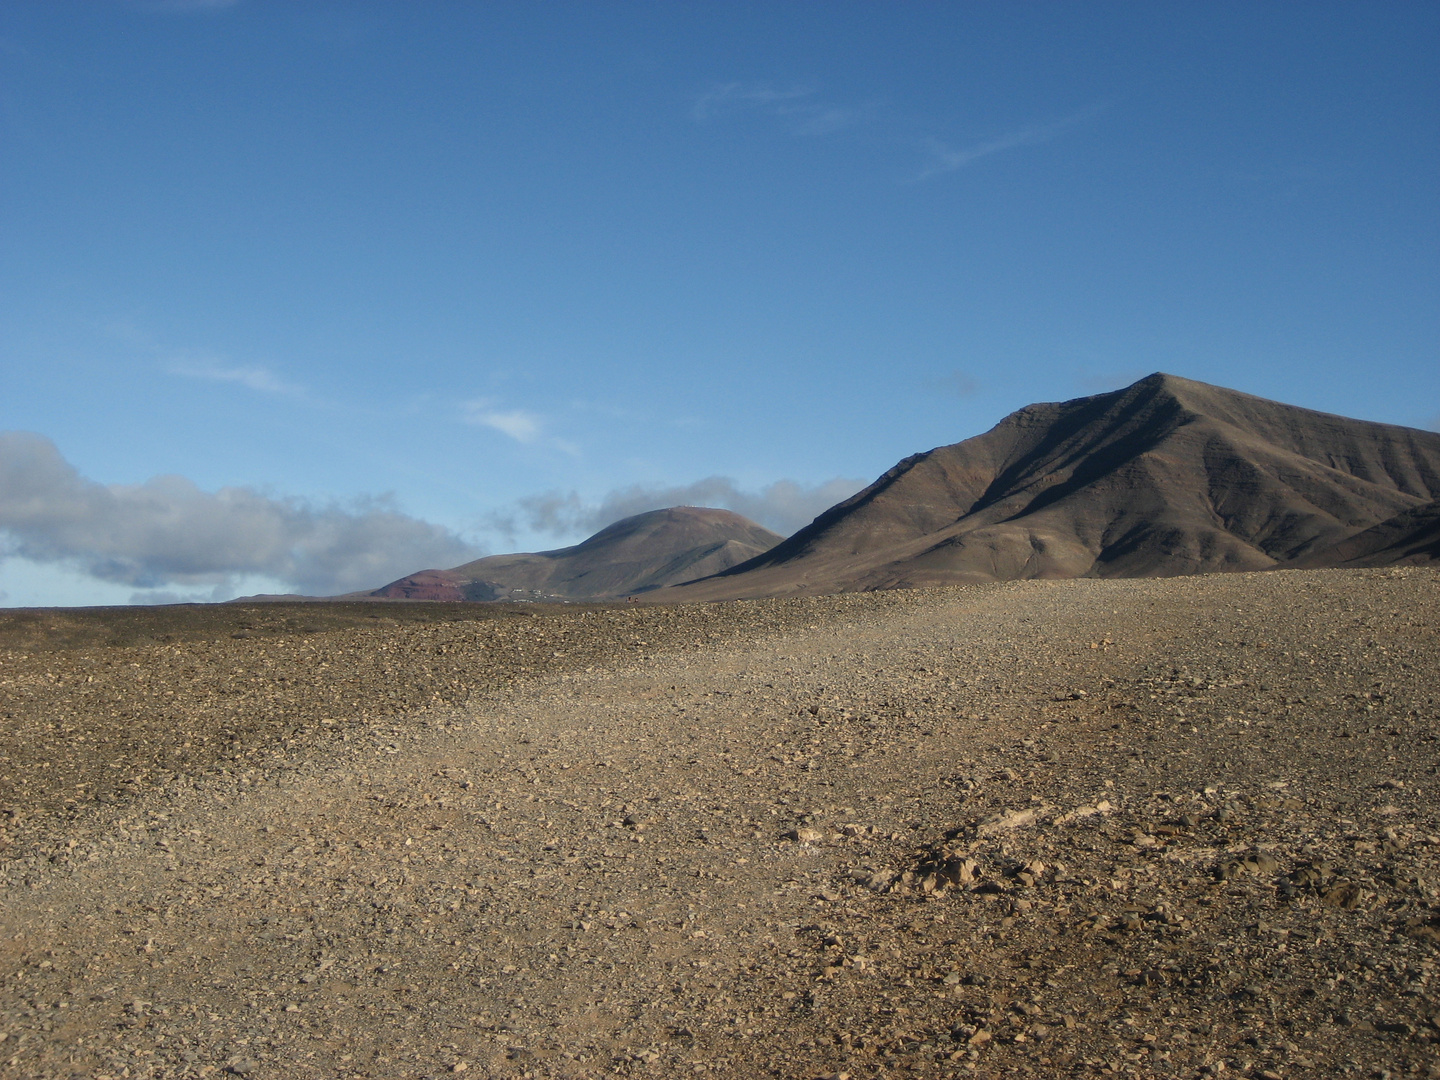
[0,567,1437,1080]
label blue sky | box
[1,1,1437,605]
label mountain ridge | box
[660,373,1440,600]
[370,506,782,602]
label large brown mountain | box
[663,373,1440,600]
[371,506,782,602]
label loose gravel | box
[1,568,1437,1080]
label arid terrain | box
[1,568,1438,1080]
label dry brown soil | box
[1,568,1437,1080]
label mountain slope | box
[372,507,783,602]
[1283,499,1440,569]
[663,373,1440,599]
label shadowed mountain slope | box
[1284,499,1440,569]
[371,507,782,602]
[663,373,1440,600]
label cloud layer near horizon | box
[0,432,481,597]
[492,476,867,545]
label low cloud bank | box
[0,432,481,598]
[491,476,867,545]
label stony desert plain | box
[0,567,1437,1080]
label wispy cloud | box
[487,475,867,546]
[696,80,1105,180]
[467,406,542,444]
[169,353,305,397]
[110,326,306,399]
[692,82,815,121]
[0,431,481,596]
[463,403,541,443]
[692,81,873,136]
[461,399,579,455]
[917,103,1109,180]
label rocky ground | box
[0,568,1437,1080]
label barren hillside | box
[372,507,783,602]
[666,374,1440,600]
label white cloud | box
[168,353,305,397]
[0,432,481,598]
[461,401,533,441]
[462,400,579,454]
[692,82,872,136]
[917,103,1109,180]
[695,81,1101,179]
[691,82,815,122]
[488,475,867,545]
[474,408,542,444]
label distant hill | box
[662,373,1440,600]
[370,506,782,602]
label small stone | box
[866,869,896,890]
[977,808,1038,836]
[1250,853,1280,875]
[1320,883,1367,909]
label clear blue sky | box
[2,1,1437,605]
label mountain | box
[662,373,1440,600]
[1283,499,1440,569]
[370,506,783,602]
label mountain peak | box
[665,376,1440,600]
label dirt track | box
[1,568,1438,1079]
